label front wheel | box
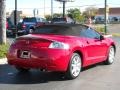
[104,46,115,65]
[66,53,82,79]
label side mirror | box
[100,35,104,40]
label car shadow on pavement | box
[81,62,105,71]
[0,62,107,84]
[0,64,68,84]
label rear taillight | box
[31,40,51,48]
[49,41,69,49]
[22,24,26,29]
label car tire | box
[29,29,34,34]
[66,53,81,79]
[15,67,30,72]
[104,46,115,65]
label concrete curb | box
[104,34,112,38]
[0,58,8,65]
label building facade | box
[95,7,120,23]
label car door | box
[80,28,108,63]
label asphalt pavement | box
[108,24,120,34]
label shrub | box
[0,44,9,58]
[112,33,120,37]
[95,27,105,34]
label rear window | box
[34,26,69,35]
[23,18,36,22]
[33,25,87,36]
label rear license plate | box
[20,51,31,59]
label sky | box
[6,0,120,17]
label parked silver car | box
[51,17,75,24]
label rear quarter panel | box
[64,36,89,67]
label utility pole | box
[104,0,107,34]
[55,0,75,18]
[14,0,17,38]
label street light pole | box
[51,0,53,18]
[104,0,107,34]
[55,0,74,18]
[44,0,45,17]
[14,0,17,38]
[63,1,65,18]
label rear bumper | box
[7,48,70,72]
[8,59,65,71]
[17,30,27,34]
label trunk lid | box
[15,34,66,48]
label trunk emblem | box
[26,40,30,44]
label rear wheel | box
[29,28,34,34]
[104,46,115,65]
[66,53,81,79]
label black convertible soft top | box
[34,24,89,36]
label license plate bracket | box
[20,51,31,59]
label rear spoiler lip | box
[17,34,57,42]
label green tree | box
[45,15,52,21]
[0,0,6,44]
[45,13,63,21]
[53,13,62,18]
[67,8,85,23]
[83,7,98,19]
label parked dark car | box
[7,24,116,79]
[6,18,16,36]
[51,17,75,24]
[17,17,47,35]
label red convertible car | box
[7,24,116,79]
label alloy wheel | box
[66,53,81,79]
[108,47,115,64]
